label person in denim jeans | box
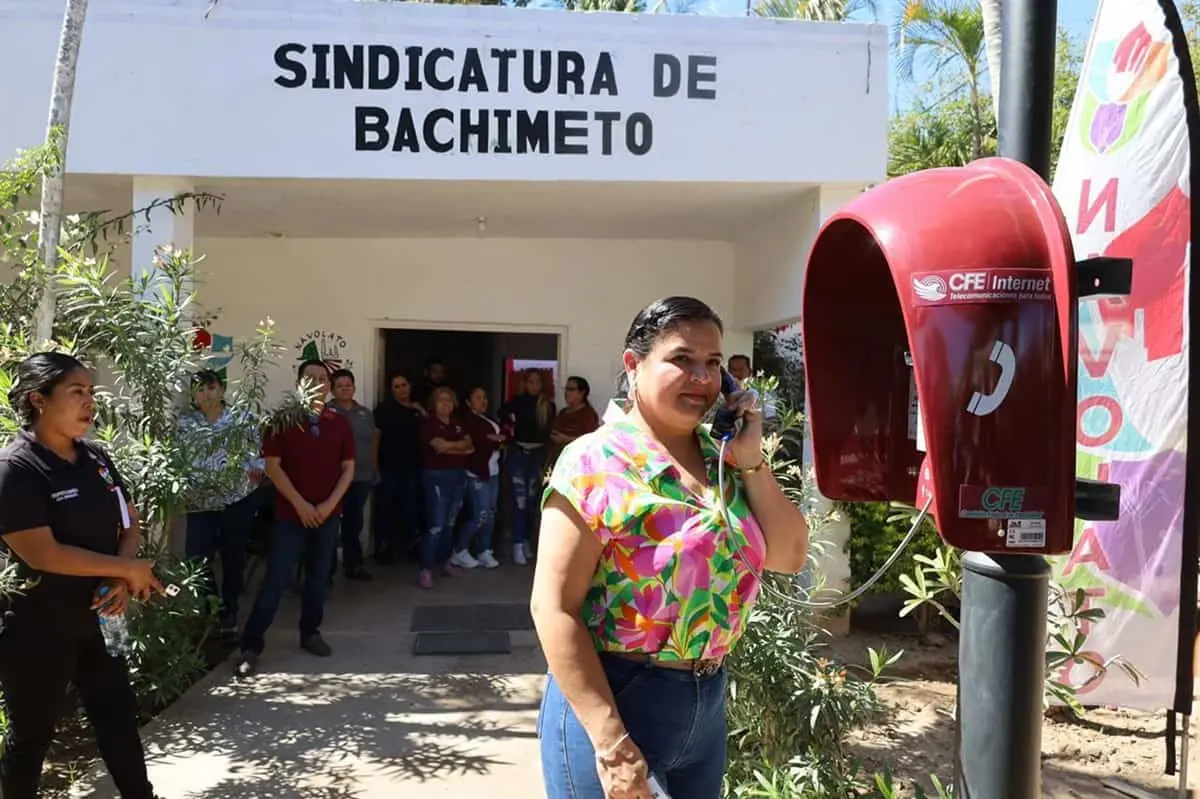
[530,297,810,799]
[452,386,508,570]
[179,370,267,638]
[417,387,473,589]
[235,360,356,677]
[499,369,554,565]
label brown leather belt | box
[610,650,724,678]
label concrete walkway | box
[75,566,548,799]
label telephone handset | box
[711,369,743,442]
[966,340,1015,417]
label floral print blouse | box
[542,418,767,661]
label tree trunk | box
[33,0,90,344]
[981,0,1003,121]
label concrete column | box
[131,176,195,290]
[804,184,868,636]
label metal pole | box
[956,1,1059,798]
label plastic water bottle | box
[96,586,131,657]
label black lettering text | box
[493,108,513,152]
[592,52,618,96]
[355,106,389,150]
[460,108,489,153]
[425,48,454,91]
[368,45,400,90]
[516,110,550,153]
[653,54,681,97]
[332,44,363,90]
[627,112,652,155]
[274,43,307,88]
[557,51,586,95]
[594,110,620,155]
[312,43,332,89]
[423,108,454,152]
[492,48,517,92]
[687,55,717,99]
[404,46,423,90]
[554,110,588,154]
[460,49,488,92]
[391,108,421,152]
[523,50,551,94]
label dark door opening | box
[377,327,560,559]
[380,328,559,409]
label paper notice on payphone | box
[908,372,926,452]
[1006,518,1046,548]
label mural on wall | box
[191,311,236,383]
[295,329,354,373]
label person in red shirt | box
[235,360,355,676]
[417,386,473,589]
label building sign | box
[272,44,718,156]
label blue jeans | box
[420,469,467,569]
[184,490,261,624]
[240,517,339,654]
[337,480,371,571]
[374,468,421,556]
[538,653,728,798]
[461,473,500,552]
[507,446,545,547]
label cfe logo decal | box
[911,269,1053,307]
[959,484,1047,520]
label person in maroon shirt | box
[235,360,355,676]
[417,386,473,589]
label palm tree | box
[752,0,876,22]
[32,0,89,343]
[980,0,1002,120]
[895,0,987,158]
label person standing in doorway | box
[235,360,355,676]
[500,369,555,565]
[727,354,752,386]
[0,352,164,799]
[413,357,448,409]
[454,386,507,570]
[373,371,425,564]
[179,370,267,638]
[327,368,378,582]
[418,386,473,589]
[547,376,600,471]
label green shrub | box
[842,500,942,601]
[723,377,902,798]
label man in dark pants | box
[235,360,355,677]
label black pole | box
[955,1,1058,798]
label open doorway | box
[379,328,560,407]
[376,325,561,560]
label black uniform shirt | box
[0,430,128,633]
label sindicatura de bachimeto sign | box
[273,43,719,156]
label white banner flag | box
[1050,0,1195,710]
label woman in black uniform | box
[0,352,163,798]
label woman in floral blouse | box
[530,296,809,799]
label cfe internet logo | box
[911,268,1054,307]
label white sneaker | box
[522,542,534,561]
[450,550,480,569]
[513,545,528,566]
[477,550,500,569]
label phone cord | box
[716,439,934,610]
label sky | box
[700,0,1101,112]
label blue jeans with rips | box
[420,469,467,569]
[537,652,728,799]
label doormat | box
[410,603,534,633]
[412,631,511,656]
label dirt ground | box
[830,629,1188,798]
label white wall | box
[192,236,742,407]
[0,0,888,184]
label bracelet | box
[739,457,768,475]
[595,732,630,762]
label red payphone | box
[802,157,1124,555]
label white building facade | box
[3,0,886,597]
